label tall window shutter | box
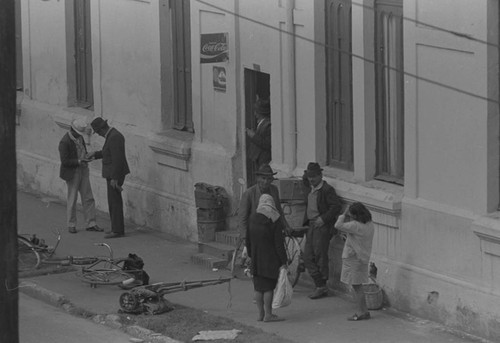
[326,0,353,170]
[74,0,93,108]
[172,0,193,131]
[375,0,404,183]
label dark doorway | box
[244,69,270,187]
[15,0,22,90]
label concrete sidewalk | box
[17,190,491,343]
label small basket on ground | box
[363,283,383,310]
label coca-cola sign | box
[200,33,228,64]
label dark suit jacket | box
[94,128,130,180]
[59,132,87,181]
[247,118,271,166]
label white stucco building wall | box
[15,0,500,340]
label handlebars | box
[94,242,113,259]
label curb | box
[19,281,182,343]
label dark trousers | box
[303,225,331,287]
[106,177,125,234]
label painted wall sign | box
[213,67,226,92]
[200,33,228,63]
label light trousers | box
[66,166,96,228]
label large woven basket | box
[364,283,383,310]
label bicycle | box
[74,243,139,288]
[280,199,308,287]
[17,232,141,288]
[284,226,308,287]
[17,231,61,272]
[17,231,98,271]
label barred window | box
[374,0,404,184]
[326,0,353,170]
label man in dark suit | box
[89,117,130,238]
[246,97,271,170]
[58,118,101,234]
[238,164,290,242]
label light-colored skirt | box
[341,258,369,285]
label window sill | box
[323,176,403,214]
[472,214,500,257]
[318,173,403,229]
[147,130,193,171]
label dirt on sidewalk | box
[118,300,295,343]
[20,268,294,343]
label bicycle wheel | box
[18,237,41,272]
[76,268,135,286]
[229,238,252,279]
[284,235,302,287]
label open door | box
[244,69,270,187]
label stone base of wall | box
[379,258,500,342]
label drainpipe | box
[285,0,297,171]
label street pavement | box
[20,293,137,343]
[17,190,492,343]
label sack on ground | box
[272,268,293,309]
[123,253,150,285]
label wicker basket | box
[364,283,383,310]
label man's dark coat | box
[94,128,130,180]
[59,132,87,182]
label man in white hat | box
[58,118,102,233]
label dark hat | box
[254,97,270,116]
[255,164,277,176]
[90,117,108,131]
[305,162,323,177]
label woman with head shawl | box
[246,194,288,322]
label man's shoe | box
[68,227,77,234]
[104,232,124,239]
[308,287,328,299]
[86,225,104,232]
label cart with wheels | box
[119,277,232,314]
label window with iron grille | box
[171,0,193,132]
[374,0,404,184]
[326,0,353,170]
[74,0,93,109]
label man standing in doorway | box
[58,118,102,234]
[302,162,342,299]
[89,117,130,239]
[246,97,271,170]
